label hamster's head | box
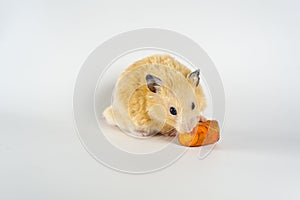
[146,69,206,133]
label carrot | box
[178,120,220,147]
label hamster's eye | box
[169,107,177,115]
[191,102,195,110]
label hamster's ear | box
[187,69,200,87]
[146,74,162,93]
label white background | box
[1,0,299,199]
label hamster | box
[103,54,206,137]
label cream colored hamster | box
[103,54,206,137]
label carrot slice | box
[178,120,220,147]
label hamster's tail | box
[103,106,116,125]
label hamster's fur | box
[103,54,206,136]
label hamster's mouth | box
[177,127,194,134]
[175,119,200,133]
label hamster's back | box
[120,54,192,78]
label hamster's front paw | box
[199,115,207,122]
[161,129,177,137]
